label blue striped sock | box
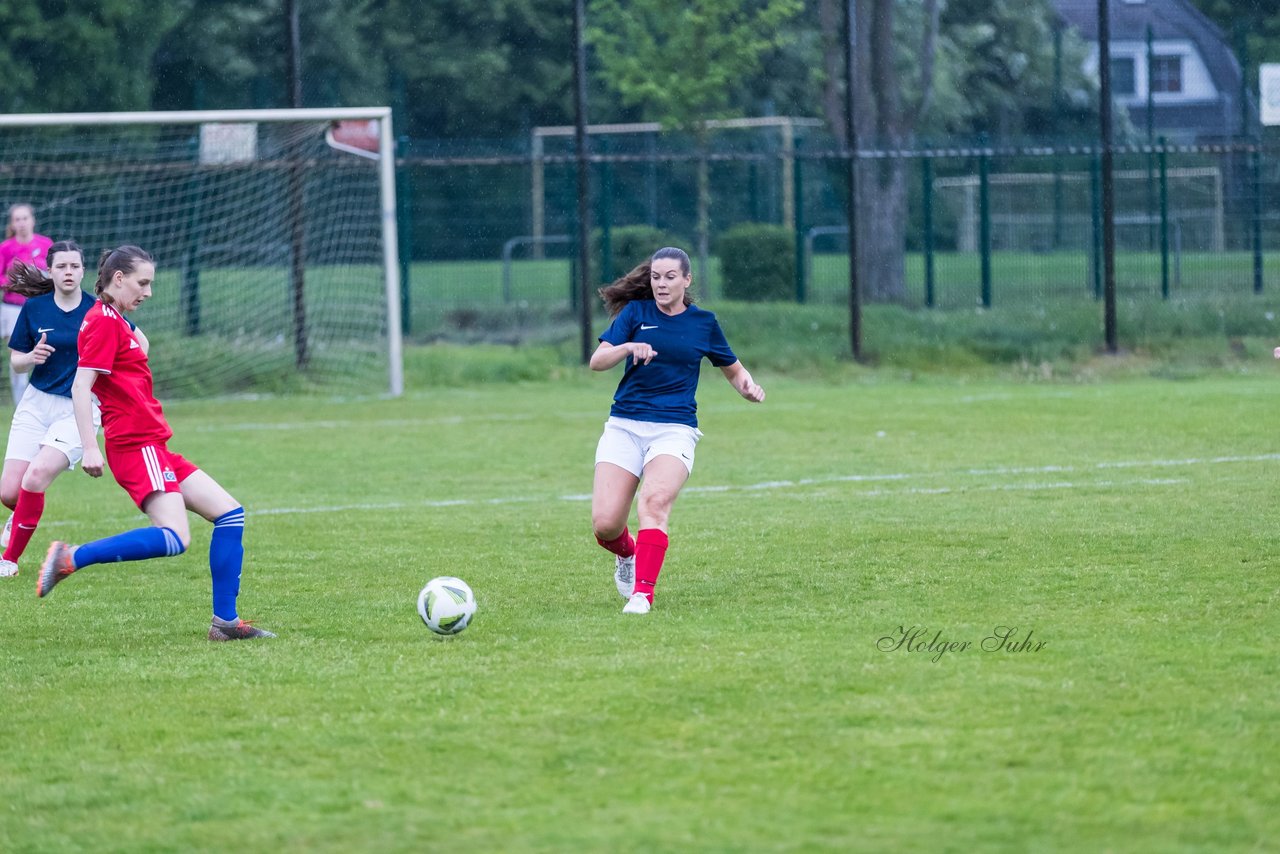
[210,507,245,622]
[72,526,185,569]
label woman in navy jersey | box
[36,245,273,642]
[0,241,107,578]
[589,246,765,615]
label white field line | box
[242,453,1277,518]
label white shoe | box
[614,554,635,599]
[0,558,17,578]
[0,513,11,550]
[622,592,651,615]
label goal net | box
[0,108,402,401]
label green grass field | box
[1,367,1277,851]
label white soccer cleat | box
[0,558,17,578]
[0,513,11,550]
[614,554,635,599]
[622,592,651,615]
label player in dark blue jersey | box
[0,241,126,577]
[589,246,765,614]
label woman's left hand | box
[739,379,765,403]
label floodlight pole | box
[573,0,593,363]
[1098,0,1118,353]
[845,0,862,361]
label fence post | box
[1146,24,1156,252]
[749,160,761,223]
[793,137,806,303]
[1090,151,1103,300]
[922,156,935,308]
[396,135,413,335]
[979,138,992,308]
[1158,136,1169,299]
[1253,144,1264,294]
[599,137,613,285]
[182,135,203,337]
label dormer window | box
[1151,55,1183,93]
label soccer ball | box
[417,576,477,636]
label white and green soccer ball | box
[417,576,477,636]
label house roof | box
[1052,0,1242,95]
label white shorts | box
[0,303,20,338]
[4,386,101,469]
[594,416,703,477]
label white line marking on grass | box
[246,452,1272,517]
[190,413,548,433]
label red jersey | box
[77,300,171,448]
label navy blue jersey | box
[8,290,98,397]
[598,300,738,427]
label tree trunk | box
[858,157,908,303]
[819,0,937,305]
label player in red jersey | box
[37,245,274,641]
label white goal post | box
[0,108,403,397]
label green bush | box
[718,223,795,301]
[592,225,684,282]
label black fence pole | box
[845,0,862,360]
[572,0,593,363]
[1253,144,1264,294]
[979,140,992,308]
[285,0,308,369]
[1099,0,1118,353]
[922,156,935,308]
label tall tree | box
[370,0,576,138]
[818,0,940,302]
[0,1,183,113]
[151,0,384,112]
[588,0,803,277]
[818,0,1096,302]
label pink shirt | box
[0,234,54,306]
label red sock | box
[3,488,45,563]
[633,528,668,602]
[596,526,635,558]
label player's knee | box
[20,464,58,492]
[637,492,674,524]
[591,512,624,541]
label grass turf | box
[0,372,1277,851]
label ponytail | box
[4,261,53,298]
[597,263,654,318]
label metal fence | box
[393,127,1278,343]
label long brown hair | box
[597,246,694,317]
[4,240,83,298]
[95,245,153,303]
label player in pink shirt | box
[36,245,274,642]
[0,204,54,405]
